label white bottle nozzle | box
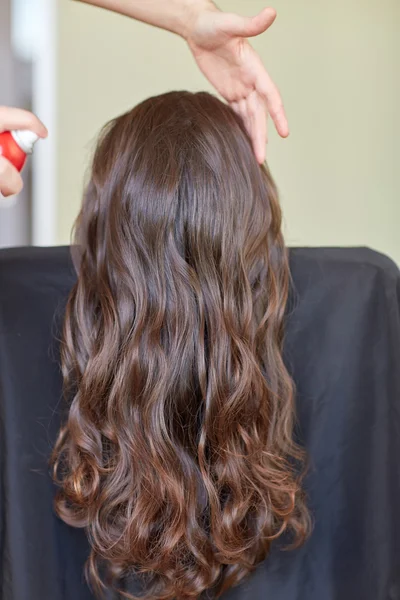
[11,129,40,154]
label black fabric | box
[0,245,399,600]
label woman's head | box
[53,91,309,600]
[76,91,282,293]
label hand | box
[0,106,47,197]
[185,3,288,164]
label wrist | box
[179,0,218,40]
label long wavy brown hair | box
[52,91,310,599]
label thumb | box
[220,7,277,38]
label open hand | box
[186,4,287,164]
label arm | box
[75,0,288,163]
[74,0,206,37]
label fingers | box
[0,156,24,197]
[266,85,288,138]
[232,95,267,164]
[221,7,277,39]
[247,92,268,164]
[0,106,48,138]
[231,98,247,125]
[253,58,289,139]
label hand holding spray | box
[0,129,39,171]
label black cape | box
[0,246,399,600]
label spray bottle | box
[0,130,39,172]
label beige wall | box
[57,0,400,263]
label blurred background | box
[1,0,399,263]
